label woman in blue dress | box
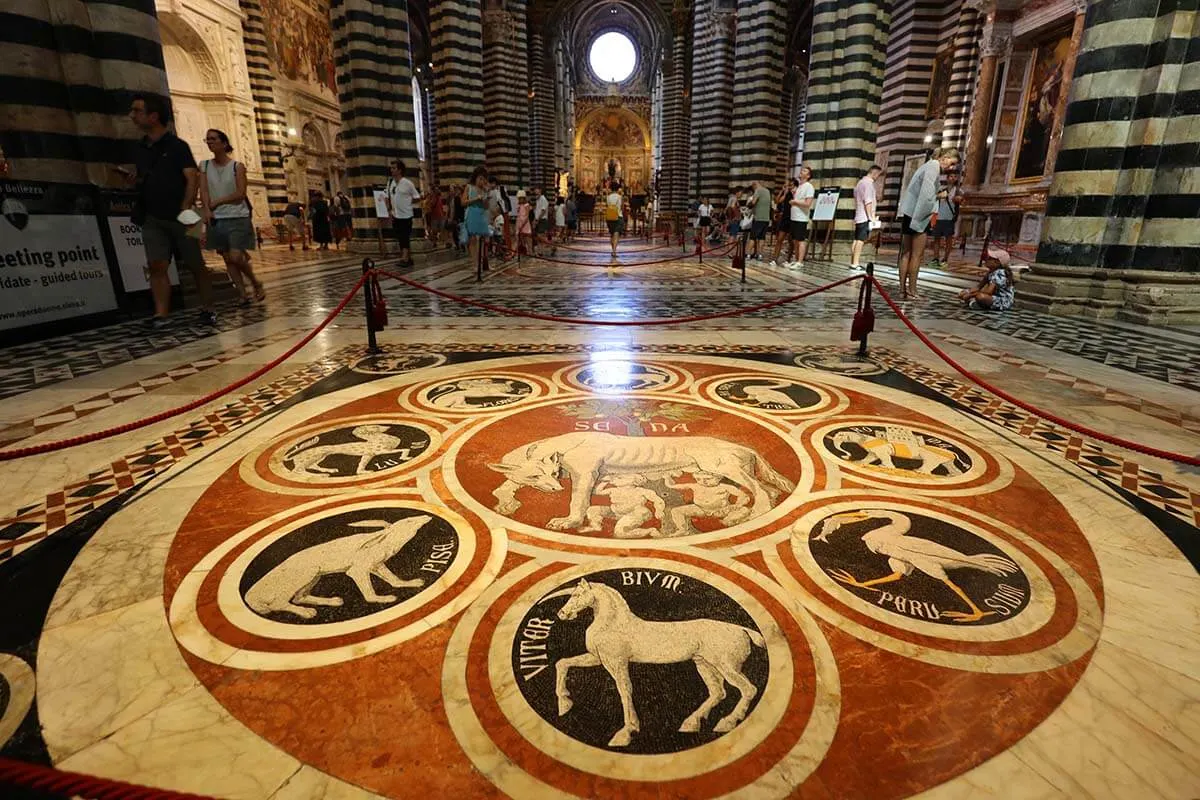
[463,166,491,269]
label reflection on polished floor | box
[0,242,1197,799]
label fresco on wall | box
[1012,29,1072,181]
[925,49,953,121]
[261,0,337,95]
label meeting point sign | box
[0,181,118,330]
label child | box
[554,197,566,249]
[958,248,1015,311]
[515,190,533,256]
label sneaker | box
[199,310,218,327]
[147,315,171,331]
[769,260,778,267]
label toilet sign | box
[812,188,841,222]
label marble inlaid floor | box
[0,243,1197,799]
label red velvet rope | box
[0,272,369,462]
[869,276,1200,467]
[0,756,213,799]
[376,267,860,326]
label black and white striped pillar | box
[660,23,692,213]
[482,3,529,188]
[0,0,169,184]
[690,3,736,200]
[431,0,485,185]
[1022,0,1200,324]
[240,0,289,217]
[729,0,789,189]
[527,26,556,191]
[802,0,890,227]
[330,0,419,240]
[940,2,983,151]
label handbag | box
[368,273,388,330]
[850,277,875,342]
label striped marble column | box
[690,2,736,200]
[1022,0,1200,324]
[527,27,556,190]
[482,4,528,187]
[802,0,890,226]
[660,28,692,213]
[729,0,789,188]
[239,0,289,217]
[331,0,419,240]
[431,0,484,184]
[0,0,169,184]
[940,2,983,151]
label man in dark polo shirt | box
[128,94,215,329]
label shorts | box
[141,215,204,270]
[854,221,871,242]
[750,220,769,241]
[699,216,711,227]
[900,215,924,237]
[932,218,956,238]
[206,216,256,252]
[283,214,303,234]
[535,219,549,234]
[607,219,624,234]
[789,220,809,240]
[727,221,741,236]
[567,220,577,230]
[392,217,414,248]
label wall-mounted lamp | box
[986,135,994,146]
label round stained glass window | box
[589,31,637,83]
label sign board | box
[812,188,841,222]
[0,181,118,331]
[373,190,390,219]
[106,217,180,292]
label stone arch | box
[158,11,239,154]
[574,105,651,151]
[573,105,652,193]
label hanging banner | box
[0,181,118,331]
[99,192,180,292]
[812,188,841,222]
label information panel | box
[0,181,118,331]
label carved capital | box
[708,10,737,38]
[482,9,516,45]
[980,20,1014,57]
[1072,0,1088,14]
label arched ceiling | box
[540,0,674,93]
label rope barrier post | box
[858,262,875,356]
[363,258,379,353]
[476,239,482,283]
[740,231,747,284]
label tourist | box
[127,94,216,329]
[851,165,883,270]
[897,146,960,299]
[748,179,772,260]
[554,194,566,253]
[309,190,332,251]
[463,167,491,269]
[788,165,816,268]
[958,248,1015,311]
[605,181,624,259]
[565,190,578,243]
[930,171,961,268]
[696,197,712,248]
[386,160,421,267]
[198,128,264,307]
[769,181,795,266]
[724,193,741,241]
[282,196,307,251]
[450,183,466,254]
[333,190,353,248]
[533,186,550,256]
[515,190,533,255]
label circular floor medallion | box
[444,553,839,794]
[704,374,847,418]
[420,375,539,412]
[240,416,443,495]
[350,351,446,375]
[563,360,684,394]
[794,352,887,376]
[169,494,501,669]
[806,416,1012,495]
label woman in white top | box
[896,147,960,299]
[696,198,712,247]
[199,129,264,305]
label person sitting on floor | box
[959,248,1016,311]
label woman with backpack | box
[198,128,265,306]
[605,182,624,260]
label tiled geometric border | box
[0,328,307,447]
[1,341,1195,568]
[927,331,1200,435]
[0,353,348,563]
